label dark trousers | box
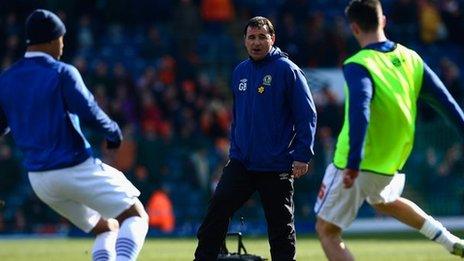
[194,159,296,261]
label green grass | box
[0,235,460,260]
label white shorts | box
[28,157,140,233]
[314,164,405,229]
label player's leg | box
[28,170,120,261]
[372,197,463,256]
[315,217,354,261]
[86,160,148,261]
[44,158,148,261]
[371,197,425,229]
[194,159,255,261]
[256,171,296,260]
[314,164,363,261]
[367,172,463,256]
[29,158,148,260]
[114,199,148,261]
[91,218,119,261]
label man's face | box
[244,26,275,61]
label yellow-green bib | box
[333,43,424,175]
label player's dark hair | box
[243,16,275,36]
[345,0,381,32]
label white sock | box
[93,231,118,261]
[419,216,459,252]
[116,216,148,261]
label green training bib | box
[333,44,424,175]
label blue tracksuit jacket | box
[0,52,121,171]
[229,47,317,172]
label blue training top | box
[0,52,121,171]
[343,40,464,170]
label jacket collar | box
[24,51,54,60]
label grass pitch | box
[0,235,460,260]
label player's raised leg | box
[372,197,464,257]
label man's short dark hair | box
[345,0,381,32]
[243,16,275,36]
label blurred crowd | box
[0,0,463,234]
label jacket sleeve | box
[288,66,317,163]
[420,63,464,138]
[0,105,9,136]
[61,65,122,142]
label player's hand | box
[106,139,121,150]
[343,169,359,188]
[292,161,309,179]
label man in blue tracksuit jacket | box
[0,9,148,260]
[195,16,317,261]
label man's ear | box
[350,22,360,36]
[381,15,386,29]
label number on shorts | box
[318,183,326,199]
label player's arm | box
[342,63,374,187]
[419,63,464,138]
[287,66,317,176]
[0,106,9,136]
[60,65,122,147]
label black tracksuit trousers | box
[194,159,296,261]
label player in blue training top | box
[0,9,147,261]
[194,16,317,261]
[314,1,464,260]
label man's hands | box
[292,161,309,178]
[106,128,123,150]
[343,168,359,188]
